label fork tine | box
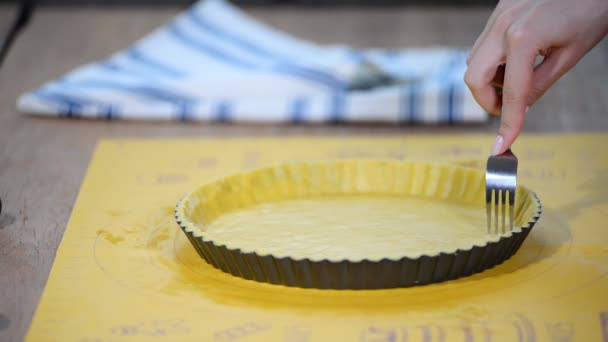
[485,149,518,235]
[486,188,492,233]
[494,188,499,234]
[509,189,515,231]
[501,189,507,233]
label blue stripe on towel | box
[399,84,419,124]
[188,10,279,60]
[289,97,308,123]
[408,84,419,124]
[100,62,147,79]
[398,85,408,123]
[441,51,464,124]
[272,64,343,89]
[441,81,463,125]
[447,83,455,124]
[60,80,196,105]
[329,89,345,122]
[34,91,102,117]
[215,101,232,122]
[168,23,257,69]
[103,105,118,120]
[126,48,185,78]
[65,103,79,117]
[453,83,463,124]
[178,102,193,121]
[186,10,345,89]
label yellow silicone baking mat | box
[27,134,608,342]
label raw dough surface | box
[203,195,494,261]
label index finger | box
[495,34,536,155]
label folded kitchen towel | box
[17,0,487,124]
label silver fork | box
[486,149,518,234]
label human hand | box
[464,0,608,155]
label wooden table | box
[0,4,606,341]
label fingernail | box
[491,135,504,156]
[525,106,530,114]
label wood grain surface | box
[0,4,606,341]
[0,4,17,65]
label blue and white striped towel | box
[17,0,487,124]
